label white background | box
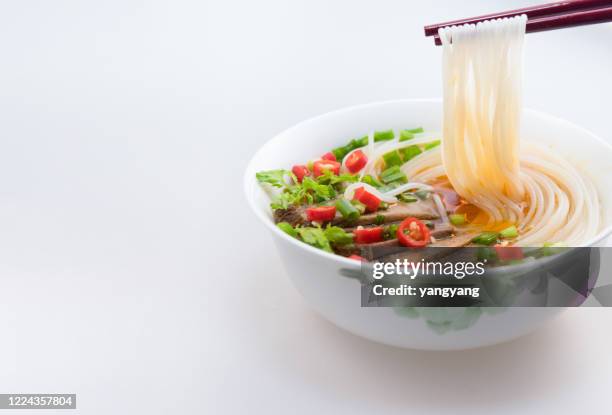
[0,0,611,414]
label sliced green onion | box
[380,165,400,179]
[361,174,383,188]
[540,242,565,257]
[381,172,407,184]
[374,214,385,225]
[383,150,403,168]
[449,213,466,226]
[397,193,418,203]
[331,148,346,161]
[379,201,389,210]
[476,246,497,261]
[424,140,441,150]
[331,135,369,160]
[543,241,564,247]
[399,127,423,142]
[380,166,407,184]
[471,232,499,246]
[353,135,368,148]
[383,224,399,240]
[414,190,430,200]
[374,129,395,142]
[500,225,518,239]
[351,200,367,214]
[400,145,422,162]
[336,199,360,221]
[399,130,414,142]
[277,222,297,238]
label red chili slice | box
[291,165,310,183]
[397,217,430,247]
[321,152,337,162]
[353,187,381,213]
[345,149,368,173]
[313,160,341,177]
[313,160,340,177]
[494,245,524,261]
[306,206,336,222]
[354,227,384,244]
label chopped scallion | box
[380,165,400,179]
[500,225,518,239]
[414,190,430,200]
[540,242,565,257]
[400,128,424,142]
[383,224,399,240]
[374,129,395,142]
[351,200,367,214]
[353,135,368,147]
[400,145,422,162]
[383,150,403,168]
[380,166,407,184]
[362,175,383,188]
[397,193,418,203]
[331,135,369,160]
[399,130,414,142]
[471,232,499,246]
[331,148,346,161]
[424,140,441,150]
[476,246,497,261]
[336,199,360,221]
[449,213,466,226]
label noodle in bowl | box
[356,16,603,246]
[244,16,612,349]
[244,100,612,349]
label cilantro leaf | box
[315,170,358,186]
[256,170,290,188]
[323,226,354,245]
[297,227,333,252]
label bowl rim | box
[244,98,612,266]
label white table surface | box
[0,0,611,413]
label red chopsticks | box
[425,0,612,45]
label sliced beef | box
[273,205,306,226]
[274,199,439,228]
[334,200,439,227]
[357,223,455,260]
[429,232,477,248]
[372,231,480,263]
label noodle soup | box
[254,16,603,264]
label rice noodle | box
[432,193,449,224]
[386,182,433,196]
[410,15,601,246]
[361,135,442,179]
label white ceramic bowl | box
[244,99,612,350]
